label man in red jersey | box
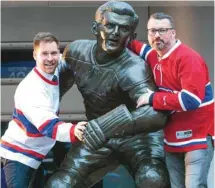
[128,12,214,188]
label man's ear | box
[33,51,37,61]
[172,29,176,37]
[91,21,99,36]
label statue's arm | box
[119,59,169,133]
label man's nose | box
[47,54,53,61]
[154,31,161,37]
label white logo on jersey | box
[176,130,192,139]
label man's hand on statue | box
[74,121,87,141]
[136,88,154,108]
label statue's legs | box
[45,142,115,188]
[134,158,170,188]
[46,131,170,188]
[114,131,170,188]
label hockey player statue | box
[46,1,170,188]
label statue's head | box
[92,1,139,54]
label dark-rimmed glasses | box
[147,28,174,36]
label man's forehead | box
[38,41,57,46]
[37,41,58,49]
[148,18,171,28]
[103,11,132,25]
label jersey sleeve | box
[14,89,79,143]
[153,55,209,111]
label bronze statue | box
[46,1,170,188]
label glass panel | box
[1,49,35,78]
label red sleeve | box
[127,40,144,55]
[153,55,207,111]
[70,124,79,143]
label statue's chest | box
[73,62,120,107]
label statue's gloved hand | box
[83,120,106,151]
[83,104,133,151]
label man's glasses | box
[147,28,174,36]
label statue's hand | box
[83,120,106,151]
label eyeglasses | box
[147,28,174,36]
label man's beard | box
[152,40,168,51]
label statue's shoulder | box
[115,54,152,87]
[64,40,96,61]
[116,49,151,80]
[126,49,147,65]
[118,49,148,72]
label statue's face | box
[97,11,133,54]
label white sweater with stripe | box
[0,62,78,169]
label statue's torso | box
[67,40,135,119]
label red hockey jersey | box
[128,40,214,152]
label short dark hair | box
[149,12,175,28]
[95,1,139,32]
[33,32,59,50]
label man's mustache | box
[153,39,164,44]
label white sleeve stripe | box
[181,89,202,103]
[179,92,187,111]
[55,123,73,142]
[153,63,158,81]
[199,99,214,107]
[206,82,211,86]
[164,138,206,146]
[139,43,146,56]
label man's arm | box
[14,72,85,143]
[136,53,213,112]
[128,40,213,112]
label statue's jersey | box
[46,40,169,188]
[60,40,153,118]
[59,40,167,133]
